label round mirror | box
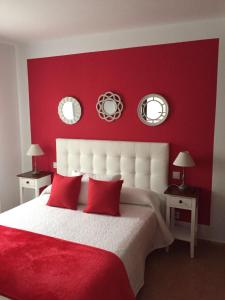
[96,91,123,122]
[58,97,82,125]
[137,94,169,126]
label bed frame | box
[56,138,169,194]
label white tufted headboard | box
[56,138,169,194]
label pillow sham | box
[47,173,82,210]
[93,174,121,181]
[71,170,121,182]
[84,178,123,216]
[71,171,90,181]
[40,184,52,195]
[70,171,121,205]
[120,186,162,209]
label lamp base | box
[178,183,188,190]
[32,169,40,175]
[32,157,39,175]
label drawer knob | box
[26,181,29,184]
[179,200,183,204]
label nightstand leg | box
[190,208,196,258]
[166,205,170,253]
[166,205,170,227]
[35,187,39,198]
[19,186,23,204]
[171,208,175,227]
[195,207,198,246]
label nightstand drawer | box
[167,195,192,209]
[20,178,35,188]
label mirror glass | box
[103,100,117,115]
[58,97,82,125]
[138,94,169,126]
[62,101,75,120]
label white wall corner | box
[15,44,32,172]
[0,42,21,210]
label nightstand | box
[17,171,52,204]
[164,185,200,258]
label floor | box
[137,240,225,300]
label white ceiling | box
[0,0,225,43]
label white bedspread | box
[0,189,173,299]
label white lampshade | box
[26,144,44,156]
[173,151,195,167]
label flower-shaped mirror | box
[58,96,82,125]
[96,91,123,122]
[138,94,169,126]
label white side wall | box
[0,43,21,211]
[16,18,225,242]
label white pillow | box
[120,186,164,213]
[71,171,91,181]
[71,170,121,182]
[92,174,121,181]
[40,184,52,195]
[78,181,88,205]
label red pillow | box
[47,173,82,210]
[84,178,123,216]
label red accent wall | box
[27,39,219,225]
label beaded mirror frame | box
[58,96,82,125]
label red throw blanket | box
[0,225,135,300]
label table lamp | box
[173,151,195,190]
[26,144,44,174]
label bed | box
[0,138,173,300]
